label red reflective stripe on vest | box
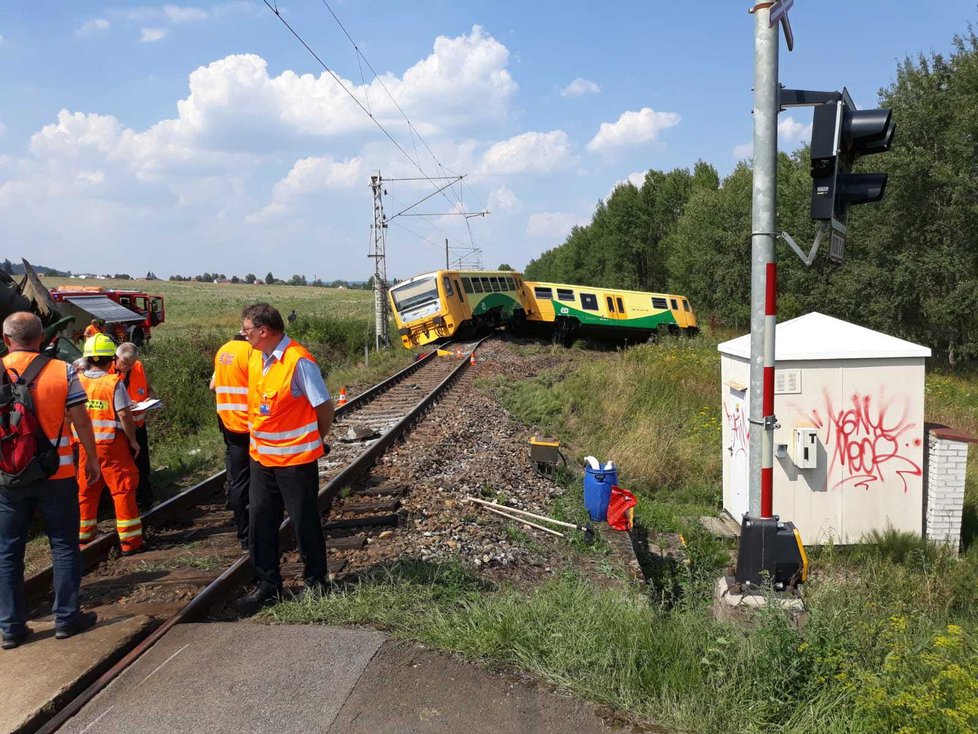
[248,340,324,467]
[2,351,74,480]
[214,339,252,434]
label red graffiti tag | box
[810,392,922,492]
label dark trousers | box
[135,425,152,510]
[249,459,327,589]
[222,424,251,545]
[0,477,82,637]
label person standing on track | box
[112,342,156,512]
[236,303,333,611]
[0,313,99,649]
[76,334,144,556]
[209,334,252,551]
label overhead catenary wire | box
[262,0,462,212]
[312,0,486,262]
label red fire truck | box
[49,286,166,345]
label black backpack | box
[0,355,62,488]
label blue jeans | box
[0,477,82,637]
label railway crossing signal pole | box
[747,0,790,518]
[369,172,390,351]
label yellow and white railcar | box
[522,280,698,344]
[389,270,529,349]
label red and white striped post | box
[748,2,780,520]
[761,262,777,517]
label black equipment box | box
[734,515,808,590]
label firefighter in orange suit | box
[209,334,252,550]
[82,320,104,339]
[76,334,144,555]
[111,342,156,512]
[235,303,333,612]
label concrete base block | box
[711,576,807,627]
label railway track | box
[20,338,487,734]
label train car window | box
[683,299,691,312]
[606,296,615,312]
[442,276,454,297]
[671,298,679,310]
[472,278,484,293]
[616,297,625,313]
[455,281,464,303]
[490,277,502,292]
[556,288,574,302]
[462,277,474,294]
[505,277,516,291]
[533,286,553,299]
[480,277,492,292]
[580,293,598,310]
[651,297,668,309]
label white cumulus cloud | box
[527,211,587,240]
[140,27,167,42]
[587,107,681,154]
[732,116,813,160]
[561,78,601,97]
[76,18,110,37]
[163,5,209,23]
[778,115,813,144]
[488,185,521,212]
[606,171,646,199]
[248,155,366,222]
[479,130,574,176]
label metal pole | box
[749,3,779,518]
[445,238,449,269]
[369,172,389,351]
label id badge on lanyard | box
[260,393,272,416]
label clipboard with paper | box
[131,398,163,414]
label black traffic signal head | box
[810,88,895,234]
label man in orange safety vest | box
[1,313,100,648]
[76,334,144,556]
[210,334,252,550]
[235,303,333,612]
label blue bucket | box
[584,465,618,522]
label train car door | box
[602,293,625,320]
[670,297,688,328]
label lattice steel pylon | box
[369,172,390,350]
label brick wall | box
[924,425,975,551]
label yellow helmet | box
[83,333,116,358]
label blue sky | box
[0,1,974,281]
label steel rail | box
[31,338,484,734]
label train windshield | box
[391,277,439,312]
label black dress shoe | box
[55,611,98,640]
[234,584,281,613]
[2,626,32,650]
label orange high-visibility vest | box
[1,351,74,480]
[214,339,252,434]
[248,339,324,467]
[77,372,124,444]
[112,360,149,428]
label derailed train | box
[389,269,698,349]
